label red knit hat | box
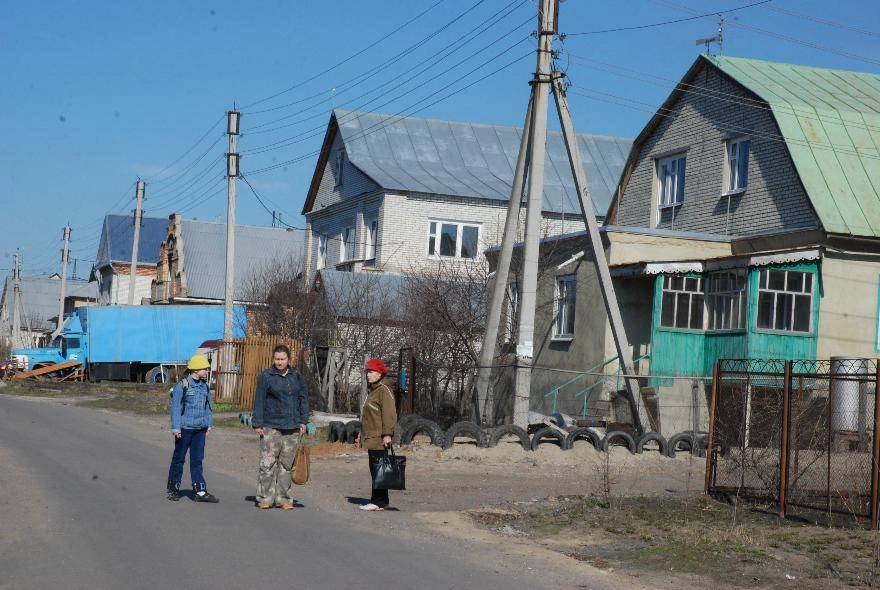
[365,357,387,375]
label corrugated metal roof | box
[94,214,169,268]
[707,55,880,237]
[315,270,408,321]
[333,109,633,215]
[181,220,305,300]
[1,276,97,331]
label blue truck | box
[11,305,245,382]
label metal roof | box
[707,55,880,237]
[315,270,408,321]
[1,276,97,332]
[180,220,305,301]
[94,214,169,268]
[333,109,633,215]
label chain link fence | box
[707,358,880,529]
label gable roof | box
[608,55,880,238]
[180,220,305,300]
[94,214,169,269]
[303,109,633,217]
[705,55,880,238]
[1,275,97,332]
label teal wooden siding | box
[649,262,819,379]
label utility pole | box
[221,109,241,400]
[57,225,71,333]
[475,0,650,433]
[127,180,145,305]
[12,249,21,348]
[512,0,557,428]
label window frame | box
[706,269,747,332]
[364,217,377,262]
[504,281,519,343]
[334,150,345,188]
[724,137,750,195]
[656,153,687,209]
[316,233,327,270]
[340,226,353,263]
[553,274,577,341]
[659,274,705,331]
[426,220,481,260]
[755,268,814,334]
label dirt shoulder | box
[2,380,877,589]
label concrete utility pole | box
[221,109,241,400]
[551,76,651,432]
[12,249,22,348]
[475,0,650,433]
[127,180,145,305]
[57,225,71,333]
[473,95,534,425]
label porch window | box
[554,275,576,340]
[660,275,704,330]
[707,270,747,330]
[427,221,480,259]
[657,154,686,208]
[364,217,377,262]
[724,138,750,193]
[757,269,813,333]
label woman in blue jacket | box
[166,354,219,503]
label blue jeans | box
[167,428,208,491]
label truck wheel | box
[145,366,168,384]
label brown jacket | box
[360,380,397,450]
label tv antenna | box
[696,14,723,55]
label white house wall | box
[817,253,880,359]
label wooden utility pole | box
[57,225,71,333]
[475,0,650,433]
[127,180,145,305]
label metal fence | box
[706,358,880,529]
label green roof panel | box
[706,55,880,237]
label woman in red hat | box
[358,357,397,511]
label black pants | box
[367,449,390,507]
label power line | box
[241,0,453,111]
[565,0,771,36]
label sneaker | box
[166,489,181,502]
[193,491,219,503]
[257,502,272,509]
[279,503,294,510]
[359,503,385,512]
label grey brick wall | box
[615,61,818,236]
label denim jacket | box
[170,375,213,433]
[252,367,309,429]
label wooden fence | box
[214,337,302,409]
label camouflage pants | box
[256,428,299,506]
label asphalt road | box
[0,394,600,590]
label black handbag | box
[371,447,407,490]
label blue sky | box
[2,0,878,277]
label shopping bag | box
[292,444,310,485]
[371,447,406,490]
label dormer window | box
[334,151,345,187]
[657,154,686,208]
[724,138,750,193]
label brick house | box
[300,109,632,283]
